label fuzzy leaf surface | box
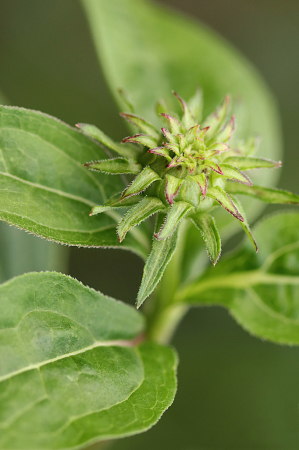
[0,272,177,449]
[191,213,221,265]
[0,107,150,258]
[137,228,179,307]
[176,212,299,344]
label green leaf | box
[137,228,179,307]
[0,106,150,259]
[76,123,138,158]
[120,113,160,139]
[164,174,184,205]
[226,182,299,204]
[121,166,161,200]
[230,195,258,252]
[123,133,158,149]
[90,192,143,215]
[206,186,244,221]
[223,156,281,170]
[176,212,299,345]
[191,212,221,265]
[218,163,252,185]
[84,157,142,175]
[0,272,178,449]
[0,93,68,281]
[155,201,192,240]
[202,96,230,143]
[117,197,166,242]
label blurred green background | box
[0,0,299,448]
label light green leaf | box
[191,212,221,265]
[137,228,179,308]
[155,201,192,240]
[85,157,142,175]
[223,156,281,170]
[226,182,299,204]
[90,192,143,215]
[0,272,177,449]
[76,123,138,159]
[0,106,150,259]
[117,197,166,242]
[123,133,158,149]
[230,195,258,252]
[120,113,160,140]
[218,163,251,185]
[176,212,299,344]
[121,166,161,199]
[206,186,244,221]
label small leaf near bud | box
[122,134,158,149]
[173,91,197,130]
[189,173,207,196]
[90,193,143,216]
[226,183,299,205]
[76,123,138,159]
[230,195,258,252]
[206,186,244,222]
[121,167,161,200]
[215,115,235,143]
[223,156,281,170]
[148,147,172,162]
[117,197,166,242]
[160,114,184,135]
[202,96,231,143]
[155,201,192,240]
[218,164,252,185]
[164,174,184,204]
[120,113,160,140]
[84,157,142,175]
[191,212,221,265]
[187,87,203,123]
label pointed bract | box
[155,201,192,240]
[84,157,142,175]
[191,212,221,265]
[187,87,203,123]
[206,186,244,222]
[90,193,143,216]
[123,134,158,149]
[121,166,161,200]
[226,183,299,204]
[189,173,207,196]
[230,195,258,252]
[223,156,281,170]
[117,197,166,242]
[165,174,184,204]
[160,113,184,135]
[173,91,197,130]
[120,113,160,139]
[219,163,252,185]
[202,96,231,143]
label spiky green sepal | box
[82,89,292,306]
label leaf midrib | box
[0,339,137,384]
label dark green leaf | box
[0,272,177,449]
[176,212,299,344]
[226,182,299,204]
[0,106,150,259]
[191,212,221,265]
[137,228,179,307]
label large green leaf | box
[0,106,150,259]
[0,93,69,281]
[0,272,177,449]
[81,0,282,278]
[176,212,299,345]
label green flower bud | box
[83,90,286,269]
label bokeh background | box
[0,1,299,449]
